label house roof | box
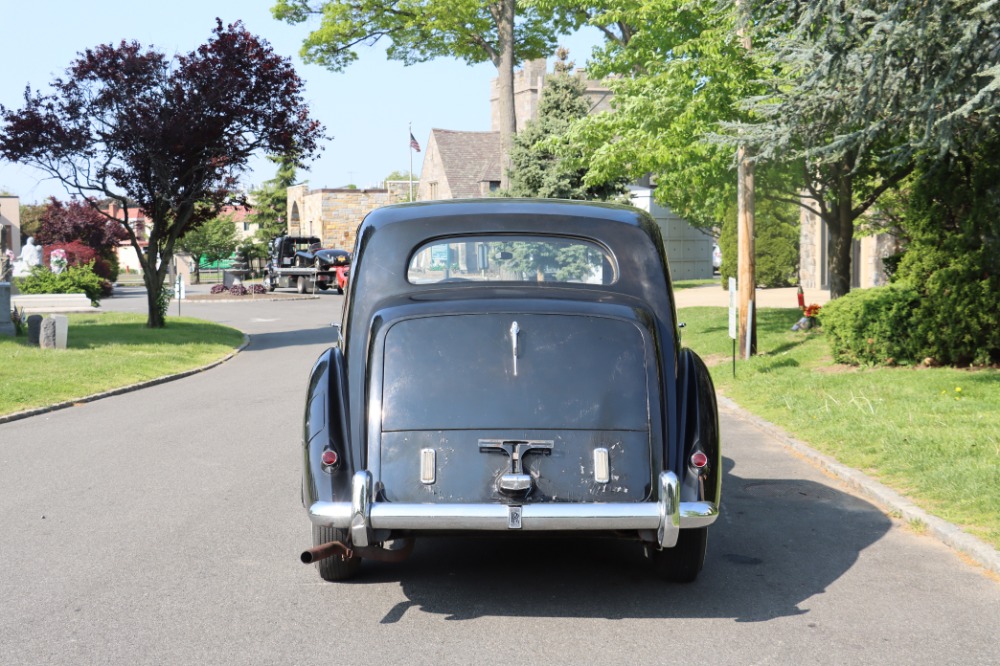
[430,129,501,198]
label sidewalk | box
[673,284,830,309]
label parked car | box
[263,236,349,293]
[299,199,721,583]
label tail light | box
[690,451,709,471]
[321,449,339,471]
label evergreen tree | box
[507,50,629,201]
[250,155,298,242]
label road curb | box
[0,334,250,426]
[717,395,1000,577]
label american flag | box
[409,132,421,152]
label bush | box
[821,285,922,365]
[15,262,104,305]
[891,136,1000,366]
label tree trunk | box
[496,0,516,190]
[142,266,167,328]
[825,160,855,300]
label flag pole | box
[409,122,414,201]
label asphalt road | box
[1,288,997,665]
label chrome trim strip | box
[419,448,436,485]
[593,448,610,484]
[657,471,680,548]
[309,497,717,532]
[350,471,373,547]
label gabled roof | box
[430,129,501,199]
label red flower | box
[803,303,822,318]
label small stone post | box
[51,314,69,349]
[40,317,58,349]
[0,282,14,336]
[27,314,42,344]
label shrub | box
[248,284,266,294]
[892,136,1000,366]
[821,285,921,365]
[14,262,104,305]
[229,284,248,296]
[210,284,227,294]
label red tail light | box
[321,450,339,467]
[690,451,709,469]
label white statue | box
[12,237,43,277]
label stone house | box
[285,183,410,251]
[0,195,22,264]
[799,204,900,290]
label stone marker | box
[40,317,57,349]
[51,314,68,349]
[0,282,14,336]
[27,314,42,344]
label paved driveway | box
[1,289,997,665]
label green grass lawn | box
[0,313,244,417]
[678,306,1000,549]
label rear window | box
[407,236,616,285]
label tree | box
[0,21,323,327]
[250,155,299,243]
[17,202,45,240]
[176,214,240,285]
[734,0,1000,297]
[272,0,578,188]
[506,49,630,200]
[550,1,799,229]
[35,197,128,259]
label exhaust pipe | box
[301,538,414,564]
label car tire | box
[312,524,361,582]
[317,283,328,291]
[297,276,306,294]
[648,527,707,583]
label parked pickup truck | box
[263,235,350,294]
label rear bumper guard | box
[308,471,718,549]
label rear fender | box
[303,347,354,507]
[678,348,721,505]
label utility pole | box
[736,0,757,359]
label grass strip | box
[0,313,244,417]
[678,306,1000,550]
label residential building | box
[0,195,21,262]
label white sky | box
[0,0,602,204]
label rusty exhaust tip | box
[301,540,350,564]
[300,538,416,564]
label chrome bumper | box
[308,471,718,550]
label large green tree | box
[734,0,1000,297]
[176,214,239,285]
[0,21,323,327]
[272,0,579,188]
[543,1,800,241]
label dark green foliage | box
[15,263,104,305]
[718,197,799,287]
[891,140,1000,367]
[506,66,629,201]
[821,285,921,366]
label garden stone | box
[0,282,14,336]
[40,317,57,349]
[27,314,42,344]
[51,314,68,349]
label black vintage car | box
[300,199,721,582]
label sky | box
[0,0,603,204]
